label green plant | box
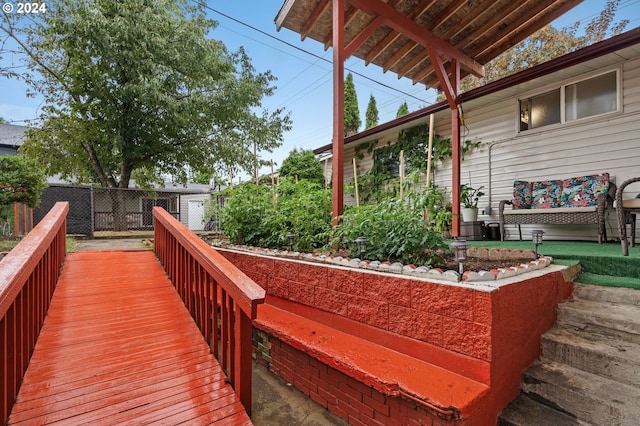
[323,194,447,267]
[460,184,485,208]
[420,184,452,234]
[215,178,331,253]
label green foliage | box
[344,73,361,136]
[460,184,485,208]
[2,0,291,189]
[353,124,481,201]
[324,192,447,267]
[217,178,331,252]
[0,155,47,208]
[459,0,628,92]
[396,102,409,117]
[278,148,325,186]
[365,94,379,129]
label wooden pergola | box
[275,0,583,235]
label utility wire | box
[193,1,431,104]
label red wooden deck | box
[8,250,252,425]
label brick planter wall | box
[218,248,573,424]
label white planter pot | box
[461,207,478,222]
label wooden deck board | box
[8,250,252,425]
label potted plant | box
[460,184,485,222]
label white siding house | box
[315,28,640,242]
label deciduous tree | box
[1,0,291,190]
[460,0,628,92]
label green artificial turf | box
[469,240,640,287]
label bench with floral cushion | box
[499,173,616,243]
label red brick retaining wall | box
[218,248,573,424]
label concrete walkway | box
[72,238,347,425]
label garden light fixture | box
[532,229,544,258]
[450,239,468,275]
[286,232,296,251]
[354,236,368,258]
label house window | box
[519,69,618,131]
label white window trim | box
[516,66,622,134]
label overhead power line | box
[193,1,431,104]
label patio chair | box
[615,177,640,256]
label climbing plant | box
[353,123,481,201]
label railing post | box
[235,311,254,416]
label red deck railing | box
[0,201,68,422]
[153,207,265,416]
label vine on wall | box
[352,123,481,202]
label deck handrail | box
[1,201,68,422]
[152,207,265,416]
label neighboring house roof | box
[314,27,640,154]
[0,123,27,151]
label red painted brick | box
[364,393,391,417]
[348,414,368,426]
[289,279,315,306]
[339,380,364,402]
[364,274,411,307]
[347,295,389,329]
[315,287,349,316]
[309,389,329,408]
[274,258,299,281]
[267,275,289,298]
[326,267,365,295]
[329,402,349,422]
[348,394,375,418]
[297,263,329,287]
[348,376,373,398]
[473,291,493,325]
[412,281,474,322]
[318,386,338,406]
[388,305,443,346]
[359,412,386,426]
[308,356,329,375]
[443,316,491,360]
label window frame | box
[517,67,621,134]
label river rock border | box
[207,241,553,284]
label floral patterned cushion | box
[512,180,532,209]
[560,173,610,208]
[531,180,563,209]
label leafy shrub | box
[324,195,447,267]
[218,178,331,252]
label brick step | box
[573,283,640,306]
[520,360,640,425]
[556,298,640,341]
[498,393,591,426]
[541,326,640,387]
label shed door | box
[188,200,206,230]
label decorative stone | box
[442,270,461,282]
[463,270,496,282]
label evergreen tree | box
[365,94,379,129]
[396,102,409,117]
[344,73,361,136]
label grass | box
[0,236,77,253]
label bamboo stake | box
[399,150,405,199]
[323,158,329,190]
[425,114,435,222]
[352,158,360,207]
[426,114,435,186]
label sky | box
[1,0,639,181]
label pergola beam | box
[347,0,485,78]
